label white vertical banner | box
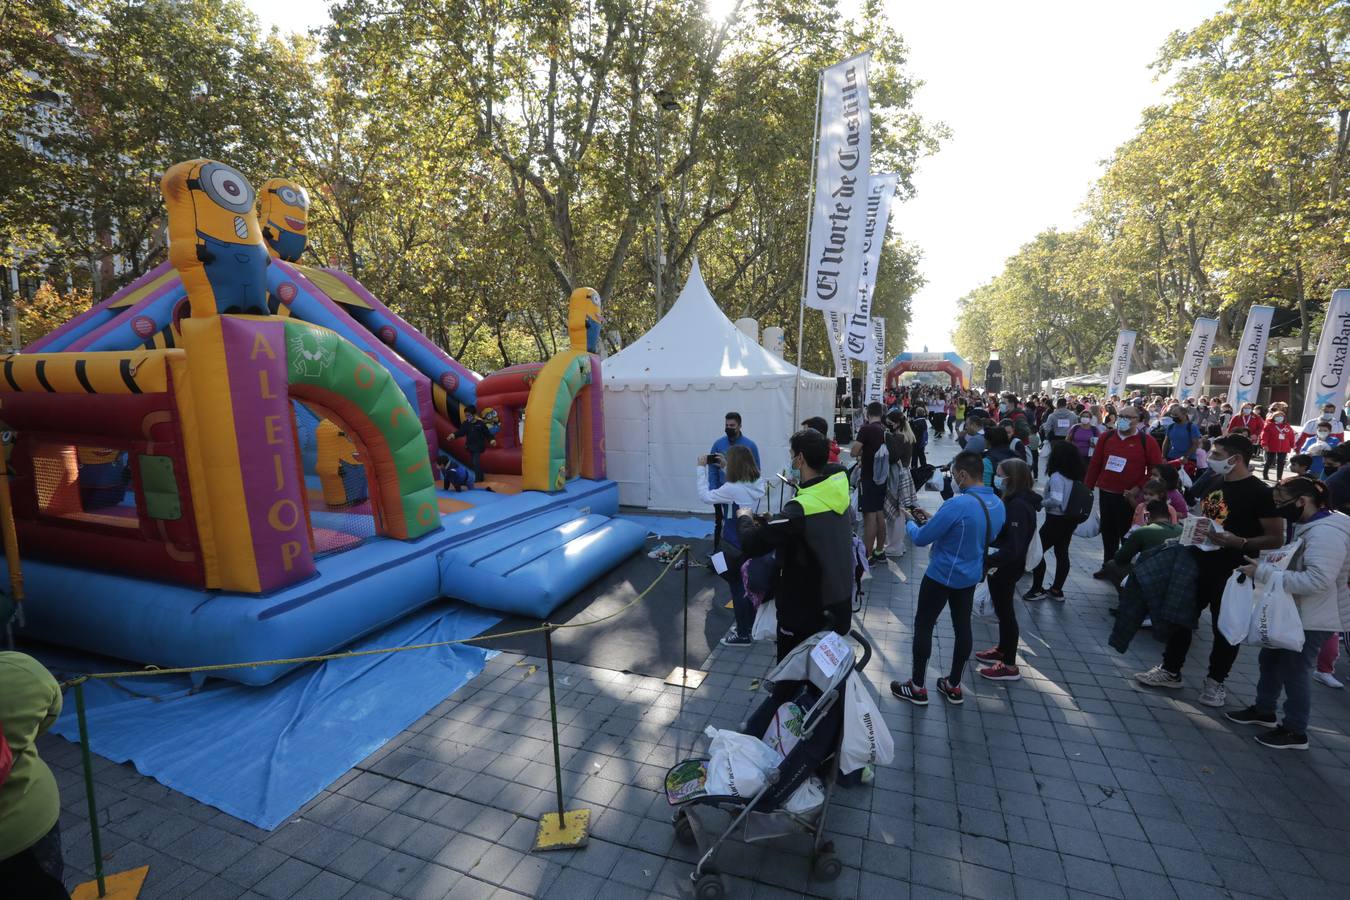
[824,310,850,379]
[1229,305,1275,406]
[804,52,871,313]
[865,316,886,404]
[1302,288,1350,423]
[1175,317,1219,400]
[1104,330,1137,400]
[846,173,898,362]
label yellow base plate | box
[533,808,591,851]
[72,865,149,900]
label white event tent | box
[603,261,836,512]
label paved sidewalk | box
[43,436,1350,899]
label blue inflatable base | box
[16,479,645,685]
[44,603,499,830]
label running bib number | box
[1104,455,1128,473]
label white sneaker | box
[1134,665,1183,689]
[1198,677,1227,708]
[1314,670,1345,689]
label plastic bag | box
[1247,571,1305,651]
[886,515,908,557]
[973,580,994,618]
[703,726,780,797]
[1024,519,1044,571]
[1074,511,1100,539]
[752,600,777,642]
[927,468,944,492]
[840,671,895,773]
[783,776,825,814]
[1216,570,1256,645]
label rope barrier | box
[58,545,689,688]
[62,543,693,893]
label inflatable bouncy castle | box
[6,159,644,683]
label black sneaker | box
[1225,706,1277,728]
[719,631,752,647]
[936,677,964,705]
[1255,727,1309,751]
[890,679,929,706]
[1024,588,1048,601]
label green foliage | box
[955,0,1349,391]
[4,0,938,373]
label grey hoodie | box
[1256,512,1350,632]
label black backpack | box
[1065,480,1094,522]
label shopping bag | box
[751,600,777,642]
[1024,519,1044,571]
[885,515,908,557]
[783,776,825,814]
[1247,571,1305,651]
[840,671,895,773]
[1074,510,1100,539]
[973,579,994,618]
[1216,570,1256,646]
[703,726,781,797]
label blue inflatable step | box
[437,512,647,617]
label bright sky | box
[245,0,1227,355]
[890,1,1226,353]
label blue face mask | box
[993,475,1004,491]
[789,466,801,482]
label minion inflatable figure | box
[259,177,310,262]
[568,287,602,354]
[316,419,368,507]
[161,159,270,317]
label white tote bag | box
[751,600,777,642]
[1024,518,1044,572]
[840,671,895,773]
[1216,571,1256,646]
[1247,570,1305,651]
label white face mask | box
[1323,412,1335,422]
[1209,455,1235,476]
[1274,415,1285,424]
[1241,408,1252,417]
[1318,430,1332,440]
[1079,416,1092,425]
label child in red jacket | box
[1260,403,1296,480]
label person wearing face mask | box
[1066,408,1100,463]
[1135,435,1284,705]
[708,412,760,553]
[1298,402,1345,451]
[1300,421,1342,478]
[975,459,1040,682]
[736,429,851,661]
[1260,403,1296,481]
[1160,405,1202,464]
[891,451,1005,706]
[1225,477,1350,749]
[1084,405,1164,577]
[1225,402,1264,439]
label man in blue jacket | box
[891,450,1005,706]
[708,412,760,552]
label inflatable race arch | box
[886,351,972,390]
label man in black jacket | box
[736,429,853,660]
[454,405,495,483]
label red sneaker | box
[974,646,1003,663]
[978,662,1022,682]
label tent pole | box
[792,70,825,428]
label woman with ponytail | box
[1227,476,1350,750]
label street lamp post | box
[652,89,681,315]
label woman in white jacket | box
[1229,476,1350,750]
[696,445,766,646]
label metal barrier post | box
[74,682,107,897]
[532,623,589,850]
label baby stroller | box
[664,630,874,899]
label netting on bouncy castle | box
[30,442,140,529]
[292,400,378,555]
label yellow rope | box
[59,545,688,688]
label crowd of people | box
[697,384,1350,753]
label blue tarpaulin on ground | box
[617,514,713,539]
[45,603,499,830]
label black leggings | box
[1031,514,1076,591]
[0,823,68,899]
[912,574,975,687]
[988,567,1020,664]
[1263,452,1287,480]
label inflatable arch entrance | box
[886,352,972,390]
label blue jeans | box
[1255,630,1331,734]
